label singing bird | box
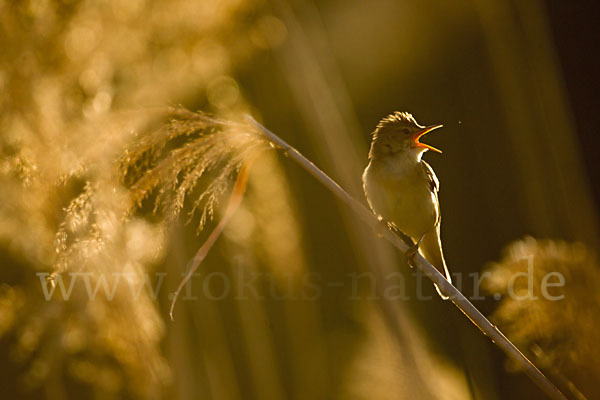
[362,112,451,297]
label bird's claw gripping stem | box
[406,234,425,268]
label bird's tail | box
[418,225,452,300]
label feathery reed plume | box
[0,0,267,397]
[119,109,267,231]
[119,109,268,319]
[483,237,599,399]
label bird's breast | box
[363,159,438,239]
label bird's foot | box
[405,234,425,268]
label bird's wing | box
[421,161,441,226]
[421,161,439,193]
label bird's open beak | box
[413,124,443,153]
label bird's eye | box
[402,128,410,135]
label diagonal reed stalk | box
[245,115,569,400]
[169,157,257,321]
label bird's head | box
[369,111,442,160]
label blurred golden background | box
[1,0,599,399]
